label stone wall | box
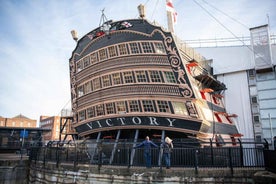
[29,161,273,184]
[0,158,29,184]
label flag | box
[119,21,133,29]
[87,34,94,40]
[166,0,177,24]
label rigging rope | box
[150,0,160,21]
[201,0,249,30]
[193,0,271,66]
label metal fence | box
[29,140,266,170]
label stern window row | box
[78,100,191,122]
[77,70,177,97]
[76,41,166,72]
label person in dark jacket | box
[134,136,158,168]
[161,136,173,169]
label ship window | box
[154,42,166,54]
[135,71,147,82]
[84,81,92,94]
[157,100,170,113]
[164,71,177,83]
[251,96,258,104]
[123,71,134,83]
[106,103,115,114]
[90,52,98,64]
[129,100,140,112]
[118,44,128,55]
[99,49,107,61]
[102,75,111,87]
[108,46,117,58]
[129,42,140,54]
[77,61,83,72]
[96,104,105,116]
[83,56,90,68]
[87,107,95,118]
[149,70,162,82]
[79,110,86,121]
[116,101,126,113]
[112,73,122,85]
[142,100,155,112]
[172,102,188,115]
[92,77,101,90]
[253,115,260,123]
[77,85,84,97]
[141,42,153,53]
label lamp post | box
[137,4,146,19]
[71,30,78,42]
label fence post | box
[159,146,163,172]
[43,147,46,168]
[238,139,243,167]
[228,148,233,175]
[56,143,59,168]
[210,139,214,165]
[98,142,103,170]
[194,149,199,175]
[128,147,131,168]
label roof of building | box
[12,114,32,120]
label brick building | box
[0,114,37,128]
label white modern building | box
[187,25,276,147]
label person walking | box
[161,136,173,169]
[134,136,158,168]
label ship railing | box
[28,139,271,171]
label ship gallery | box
[69,18,240,146]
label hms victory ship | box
[69,3,241,147]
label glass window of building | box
[129,42,140,54]
[118,44,128,55]
[87,107,95,118]
[116,101,126,113]
[84,81,92,94]
[99,48,107,61]
[92,78,101,90]
[106,103,115,114]
[164,71,177,83]
[149,70,162,82]
[141,42,153,53]
[157,100,170,113]
[77,85,84,97]
[77,61,83,72]
[96,104,105,116]
[142,100,155,112]
[90,52,98,64]
[154,42,166,54]
[102,75,111,87]
[172,102,188,115]
[135,71,147,82]
[129,100,140,112]
[112,73,122,85]
[123,71,134,83]
[83,56,90,68]
[79,110,86,121]
[108,46,117,58]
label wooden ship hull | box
[69,16,241,146]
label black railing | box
[29,140,266,170]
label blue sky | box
[0,0,275,122]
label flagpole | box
[166,0,176,33]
